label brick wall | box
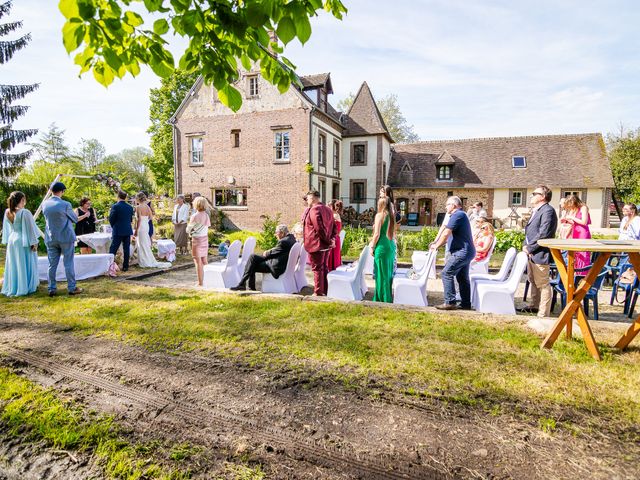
[392,188,493,225]
[176,108,311,230]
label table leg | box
[615,252,640,350]
[566,251,575,339]
[542,253,609,359]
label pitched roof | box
[388,133,614,189]
[343,82,393,142]
[299,73,333,93]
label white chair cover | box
[262,242,301,294]
[470,247,517,304]
[327,246,369,301]
[236,236,256,279]
[474,252,528,314]
[469,237,497,275]
[339,229,347,253]
[294,244,309,292]
[392,249,437,307]
[202,240,241,289]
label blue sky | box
[5,0,640,154]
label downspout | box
[308,105,316,191]
[169,118,178,195]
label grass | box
[0,367,190,479]
[1,279,639,436]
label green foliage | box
[59,0,347,111]
[337,92,419,144]
[147,70,198,193]
[28,123,70,163]
[396,227,438,256]
[257,213,281,250]
[494,229,525,252]
[0,179,48,214]
[341,226,370,257]
[224,230,258,246]
[607,127,640,204]
[0,1,39,178]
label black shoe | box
[459,305,474,311]
[122,267,129,272]
[517,307,539,314]
[48,290,57,297]
[248,285,257,291]
[230,285,246,291]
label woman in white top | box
[135,192,171,269]
[619,203,640,240]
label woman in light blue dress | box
[2,191,42,297]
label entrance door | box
[418,198,432,226]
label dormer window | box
[437,165,451,180]
[318,88,327,112]
[512,156,526,168]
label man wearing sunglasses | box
[520,185,558,316]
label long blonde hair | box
[377,197,395,238]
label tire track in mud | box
[0,345,446,480]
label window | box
[561,189,587,201]
[274,132,290,162]
[247,75,259,97]
[512,156,526,168]
[213,188,248,207]
[509,189,526,207]
[350,142,367,166]
[318,178,326,203]
[231,130,240,148]
[189,136,203,165]
[397,198,409,219]
[333,140,340,170]
[318,89,327,111]
[332,182,340,201]
[437,165,451,180]
[383,163,387,183]
[318,133,326,166]
[350,180,367,203]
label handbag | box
[186,221,206,238]
[616,267,637,303]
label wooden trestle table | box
[537,239,640,360]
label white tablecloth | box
[38,254,115,282]
[77,233,113,253]
[156,239,176,262]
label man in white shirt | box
[172,195,190,254]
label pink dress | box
[327,220,342,271]
[571,209,591,269]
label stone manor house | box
[171,68,614,230]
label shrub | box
[396,227,438,256]
[257,213,281,250]
[495,229,525,252]
[342,226,371,257]
[224,230,259,245]
[155,221,174,239]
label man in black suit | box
[109,191,135,272]
[231,224,296,291]
[521,185,558,317]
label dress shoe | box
[230,285,246,291]
[122,268,129,272]
[459,305,474,311]
[435,303,460,311]
[68,288,84,296]
[517,306,538,314]
[48,290,57,297]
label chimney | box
[268,30,279,57]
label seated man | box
[230,225,296,291]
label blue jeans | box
[46,241,76,292]
[442,249,473,308]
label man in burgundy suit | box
[302,190,337,296]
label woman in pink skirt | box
[188,197,211,286]
[564,195,592,269]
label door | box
[418,198,432,226]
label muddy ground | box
[1,315,638,480]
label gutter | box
[308,105,316,191]
[168,117,178,195]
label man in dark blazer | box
[521,185,558,317]
[230,225,296,291]
[302,190,337,296]
[109,190,135,272]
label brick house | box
[171,68,614,230]
[388,134,615,228]
[171,71,392,230]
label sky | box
[5,0,640,155]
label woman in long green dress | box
[370,197,396,303]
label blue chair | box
[603,254,628,286]
[625,281,640,318]
[609,263,636,314]
[551,267,607,320]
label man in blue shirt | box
[430,196,476,310]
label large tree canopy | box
[337,92,420,144]
[607,126,640,204]
[59,0,347,112]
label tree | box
[147,70,198,193]
[29,123,71,163]
[337,92,420,144]
[0,0,39,178]
[607,126,640,204]
[59,0,347,112]
[99,147,155,194]
[75,137,106,170]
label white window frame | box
[247,75,259,97]
[512,156,527,168]
[437,165,451,180]
[190,136,203,165]
[509,189,526,207]
[274,131,290,162]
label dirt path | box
[0,317,637,479]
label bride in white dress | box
[134,193,171,269]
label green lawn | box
[1,279,639,436]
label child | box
[218,239,231,258]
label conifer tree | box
[0,1,39,179]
